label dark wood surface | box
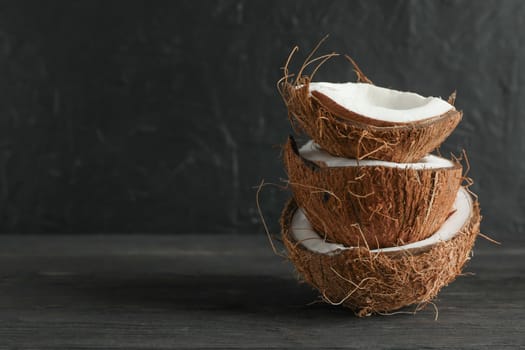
[0,234,523,349]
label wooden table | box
[0,234,523,349]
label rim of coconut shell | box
[308,81,456,127]
[288,187,473,255]
[290,136,462,171]
[277,44,460,129]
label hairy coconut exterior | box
[280,198,481,316]
[281,79,462,162]
[283,137,463,248]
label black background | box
[0,0,522,244]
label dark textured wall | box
[0,0,523,242]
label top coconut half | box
[279,53,462,162]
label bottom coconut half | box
[281,187,481,316]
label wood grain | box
[0,234,522,349]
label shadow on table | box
[41,273,356,318]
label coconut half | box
[279,56,462,162]
[283,137,463,248]
[291,187,472,255]
[280,187,481,316]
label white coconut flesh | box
[290,187,472,255]
[309,82,454,122]
[299,140,455,169]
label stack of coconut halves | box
[277,49,481,317]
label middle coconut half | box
[283,136,463,248]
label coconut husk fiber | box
[283,136,463,249]
[278,53,462,163]
[280,197,481,316]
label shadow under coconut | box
[37,272,361,318]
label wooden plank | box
[0,235,522,349]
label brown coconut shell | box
[278,57,462,162]
[280,197,481,316]
[283,136,463,248]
